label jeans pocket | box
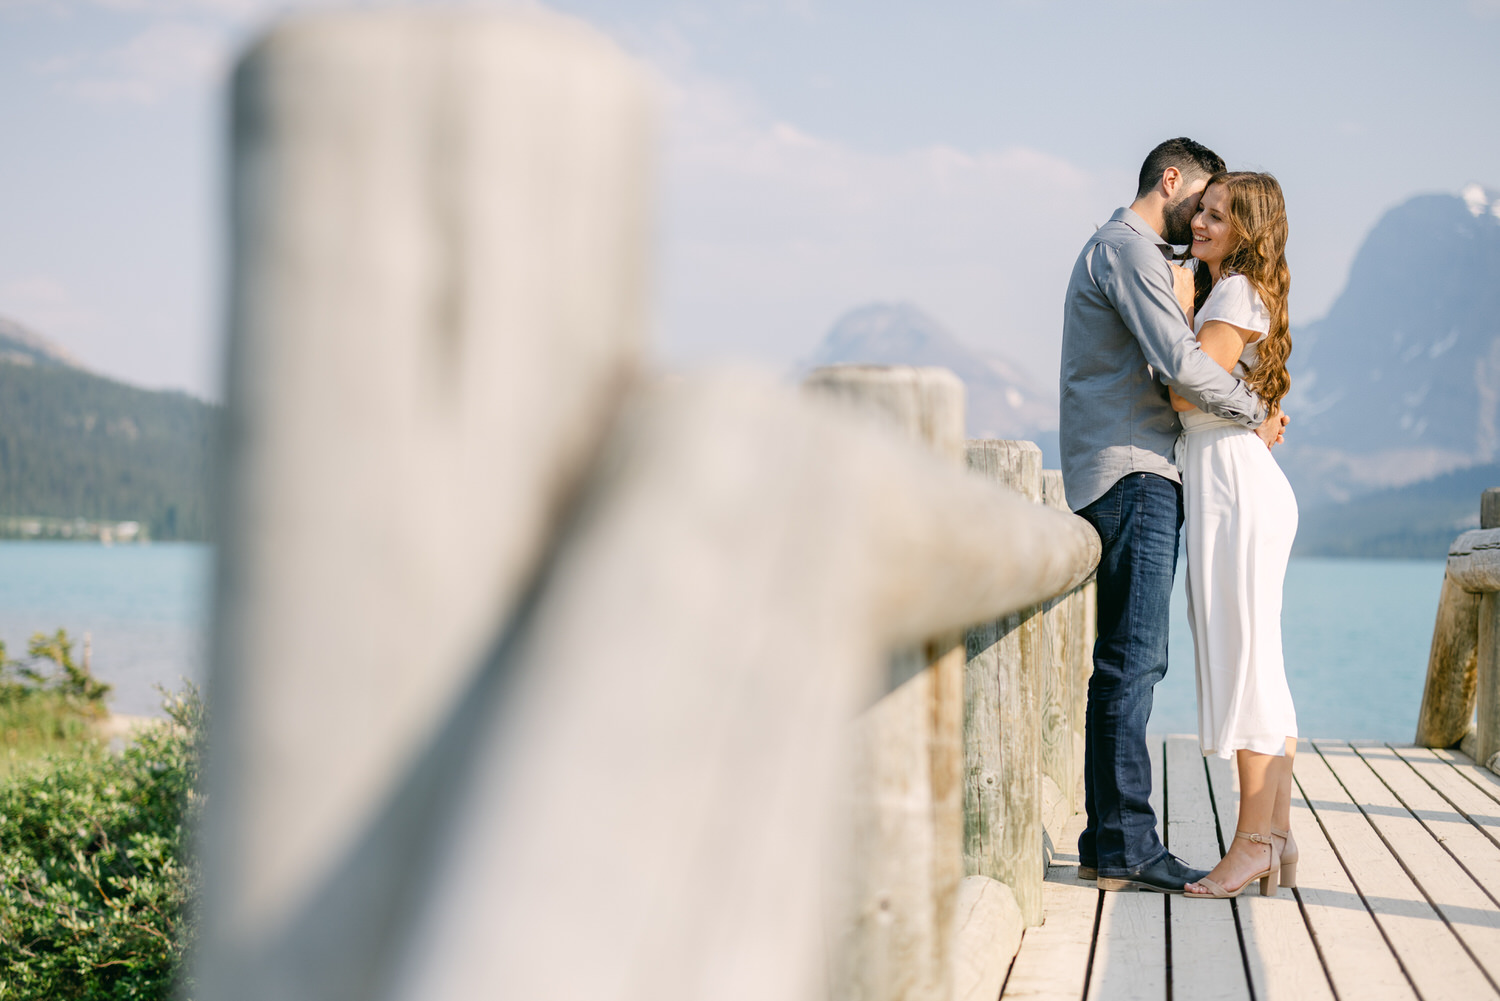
[1081,480,1124,550]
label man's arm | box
[1100,242,1267,427]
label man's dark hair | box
[1135,138,1226,199]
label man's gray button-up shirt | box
[1059,207,1267,513]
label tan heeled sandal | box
[1184,831,1279,898]
[1272,826,1298,889]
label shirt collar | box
[1110,206,1187,261]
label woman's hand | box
[1170,263,1196,323]
[1256,409,1289,450]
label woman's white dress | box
[1181,274,1299,759]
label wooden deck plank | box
[1391,745,1500,849]
[1002,808,1098,1000]
[1286,742,1416,1001]
[1165,735,1251,1001]
[1086,738,1167,1001]
[1303,741,1498,999]
[1358,744,1500,906]
[1319,740,1500,989]
[1434,746,1500,806]
[1202,753,1335,1001]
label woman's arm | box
[1168,320,1258,412]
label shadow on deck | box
[1003,736,1500,1001]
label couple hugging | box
[1061,137,1299,899]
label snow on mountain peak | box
[1461,182,1500,220]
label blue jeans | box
[1076,472,1182,873]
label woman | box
[1167,171,1299,899]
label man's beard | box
[1162,195,1196,246]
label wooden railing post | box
[1416,575,1481,747]
[963,440,1044,924]
[1418,488,1499,750]
[1478,594,1500,766]
[1040,470,1082,840]
[199,14,653,999]
[1477,490,1500,765]
[803,365,966,1001]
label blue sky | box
[2,0,1498,398]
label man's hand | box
[1256,409,1289,449]
[1169,263,1196,322]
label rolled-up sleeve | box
[1099,242,1266,427]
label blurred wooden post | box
[1429,496,1500,762]
[1418,490,1499,748]
[1415,575,1481,747]
[963,440,1044,925]
[1040,470,1078,838]
[199,12,652,1000]
[803,365,965,1001]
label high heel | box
[1272,826,1298,889]
[1184,831,1279,898]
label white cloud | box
[656,71,1120,391]
[48,22,230,104]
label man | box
[1060,137,1287,893]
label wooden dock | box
[1004,736,1500,1001]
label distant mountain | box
[0,315,215,540]
[1294,461,1495,558]
[1281,184,1500,507]
[0,314,81,369]
[799,303,1059,462]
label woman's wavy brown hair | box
[1191,171,1292,412]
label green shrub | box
[0,686,203,1000]
[0,630,112,775]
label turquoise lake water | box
[0,542,211,716]
[1153,557,1447,742]
[0,543,1450,739]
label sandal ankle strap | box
[1271,827,1291,839]
[1235,830,1272,844]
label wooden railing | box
[194,14,1100,1001]
[1418,487,1500,768]
[803,367,1099,1001]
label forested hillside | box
[1293,462,1496,558]
[0,361,216,541]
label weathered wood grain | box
[807,365,966,1001]
[964,440,1045,925]
[1077,580,1096,807]
[1039,470,1076,839]
[1416,573,1482,748]
[1483,488,1500,532]
[1449,528,1500,593]
[1288,742,1416,1001]
[1478,593,1500,768]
